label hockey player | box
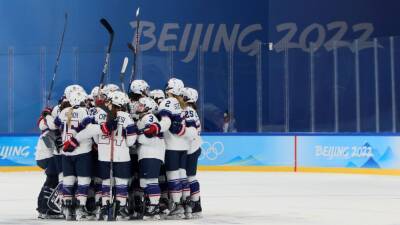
[127,79,150,217]
[72,91,137,220]
[38,84,84,216]
[128,80,150,121]
[84,85,107,216]
[149,89,169,212]
[87,86,99,108]
[85,84,125,216]
[135,97,166,219]
[46,84,85,181]
[149,89,165,105]
[147,78,188,219]
[92,84,119,106]
[47,90,93,220]
[35,107,63,219]
[182,87,202,219]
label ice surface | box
[0,171,399,225]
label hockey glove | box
[95,98,105,107]
[58,96,66,105]
[144,123,161,138]
[63,137,79,152]
[41,107,52,118]
[100,119,118,135]
[37,116,45,127]
[169,121,185,136]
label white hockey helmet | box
[130,80,149,95]
[165,78,184,96]
[138,97,158,113]
[182,87,198,103]
[108,91,128,107]
[64,84,85,100]
[149,89,165,103]
[102,84,120,97]
[89,86,99,100]
[68,90,87,107]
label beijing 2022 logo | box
[200,141,224,161]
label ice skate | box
[159,197,170,219]
[115,201,130,221]
[167,202,185,220]
[131,196,144,220]
[75,205,91,221]
[97,204,109,221]
[183,199,193,219]
[191,199,202,219]
[143,204,161,220]
[40,210,64,219]
[62,200,75,221]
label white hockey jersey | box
[136,113,165,161]
[183,106,202,154]
[35,133,54,161]
[42,104,63,156]
[51,107,93,156]
[158,97,188,151]
[80,106,108,145]
[38,118,49,132]
[51,104,61,117]
[75,110,137,162]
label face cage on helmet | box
[183,95,190,103]
[141,88,149,97]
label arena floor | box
[0,171,399,225]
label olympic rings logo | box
[199,141,224,161]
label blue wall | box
[267,0,400,132]
[1,0,400,133]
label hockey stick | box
[97,18,114,101]
[108,130,116,221]
[128,7,141,84]
[119,57,129,93]
[46,13,68,107]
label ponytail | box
[66,107,73,130]
[175,95,186,109]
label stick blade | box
[100,18,114,34]
[136,7,140,17]
[121,57,129,74]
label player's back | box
[184,106,202,154]
[137,113,165,161]
[97,111,135,162]
[158,97,189,151]
[58,106,92,156]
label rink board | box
[1,134,400,175]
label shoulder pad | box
[144,113,158,123]
[118,111,134,127]
[77,107,89,114]
[159,97,181,117]
[95,108,108,123]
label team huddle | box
[35,78,202,221]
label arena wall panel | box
[1,134,400,175]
